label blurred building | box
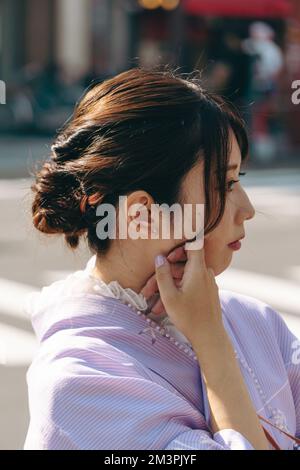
[0,0,300,161]
[1,0,296,84]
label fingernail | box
[155,255,166,268]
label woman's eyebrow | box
[214,163,239,173]
[226,164,239,171]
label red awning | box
[184,0,293,18]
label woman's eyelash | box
[227,172,247,192]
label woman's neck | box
[92,244,153,294]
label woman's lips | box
[228,240,242,250]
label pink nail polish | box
[155,255,166,268]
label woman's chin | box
[210,258,231,277]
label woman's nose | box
[245,202,255,221]
[236,191,256,223]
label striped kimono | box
[23,258,300,450]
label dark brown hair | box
[30,68,249,253]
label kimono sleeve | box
[24,359,254,450]
[263,304,300,439]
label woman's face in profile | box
[179,133,256,276]
[115,134,255,280]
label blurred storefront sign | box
[184,0,293,18]
[138,0,180,10]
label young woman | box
[24,68,300,450]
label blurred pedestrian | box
[243,22,284,163]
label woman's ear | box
[126,191,156,239]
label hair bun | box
[31,161,88,248]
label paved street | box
[0,152,299,448]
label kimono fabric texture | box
[23,255,300,450]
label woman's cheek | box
[203,238,215,266]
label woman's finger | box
[140,275,157,298]
[151,278,182,315]
[167,245,187,263]
[142,246,187,298]
[141,262,186,299]
[151,298,165,315]
[170,262,186,280]
[155,255,178,306]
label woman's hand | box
[141,245,187,315]
[143,244,270,449]
[152,243,224,347]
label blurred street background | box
[0,0,300,450]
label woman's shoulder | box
[23,257,116,342]
[219,288,282,325]
[26,329,151,405]
[219,288,299,365]
[219,287,294,341]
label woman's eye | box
[227,179,239,192]
[227,172,246,192]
